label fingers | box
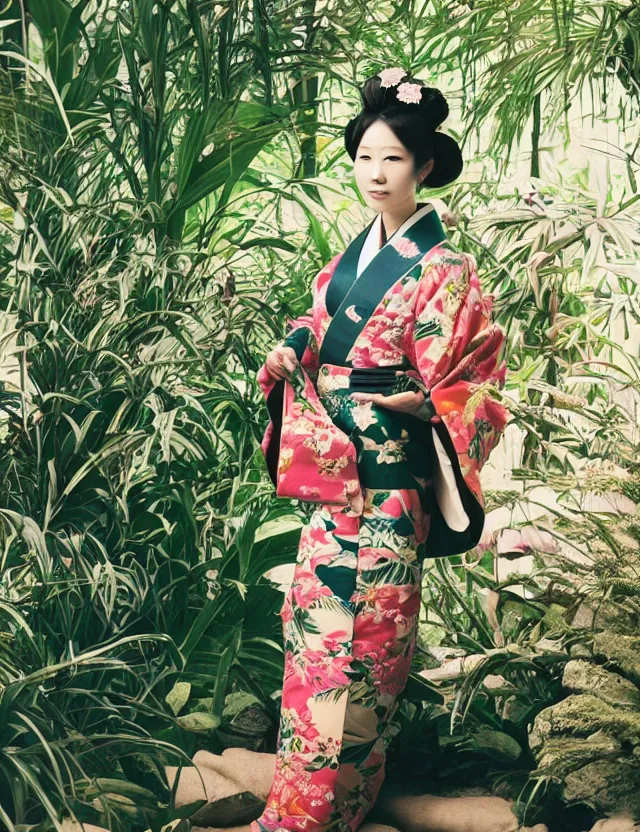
[266,347,298,380]
[350,390,425,414]
[349,392,384,405]
[280,351,297,375]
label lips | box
[370,191,388,195]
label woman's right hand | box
[265,345,298,381]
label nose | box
[371,161,385,183]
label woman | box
[251,69,509,832]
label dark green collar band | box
[319,206,447,367]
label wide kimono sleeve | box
[282,326,310,361]
[256,253,363,511]
[408,250,509,558]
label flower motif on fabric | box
[360,431,410,464]
[303,429,334,456]
[278,447,294,474]
[467,419,501,465]
[317,368,350,394]
[345,304,363,323]
[344,479,361,501]
[317,455,350,477]
[351,401,377,432]
[414,318,443,340]
[390,236,421,258]
[378,67,407,88]
[298,484,321,499]
[396,82,423,105]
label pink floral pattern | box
[389,236,421,258]
[260,242,508,513]
[254,230,509,832]
[251,490,425,832]
[258,361,363,511]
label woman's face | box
[354,119,433,214]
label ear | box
[418,159,435,182]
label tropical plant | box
[1,0,639,829]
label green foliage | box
[0,0,639,829]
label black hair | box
[344,71,463,189]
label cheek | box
[393,163,417,185]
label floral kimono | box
[259,201,508,557]
[251,202,508,832]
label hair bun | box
[423,130,463,188]
[345,72,463,190]
[413,85,449,131]
[362,73,448,129]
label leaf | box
[222,690,261,720]
[171,110,286,214]
[304,209,332,264]
[468,727,523,763]
[211,625,242,721]
[237,236,298,252]
[176,712,220,732]
[84,778,158,806]
[165,681,191,716]
[0,51,74,143]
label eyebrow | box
[358,145,405,151]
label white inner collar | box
[356,202,434,277]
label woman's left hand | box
[350,390,426,416]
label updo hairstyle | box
[344,71,463,189]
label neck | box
[380,196,423,238]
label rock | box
[587,815,640,831]
[569,640,594,659]
[374,792,537,832]
[483,674,516,694]
[571,602,597,629]
[564,758,640,818]
[502,694,533,725]
[529,687,640,817]
[532,734,622,776]
[563,660,640,710]
[169,748,549,832]
[593,632,640,684]
[359,825,401,832]
[529,694,640,751]
[190,793,264,828]
[466,727,522,763]
[217,692,273,750]
[592,604,639,636]
[166,748,275,825]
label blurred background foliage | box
[0,0,638,830]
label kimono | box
[259,201,508,558]
[251,202,508,832]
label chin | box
[366,199,391,211]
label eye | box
[358,155,402,161]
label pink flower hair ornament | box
[377,67,424,105]
[378,67,407,87]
